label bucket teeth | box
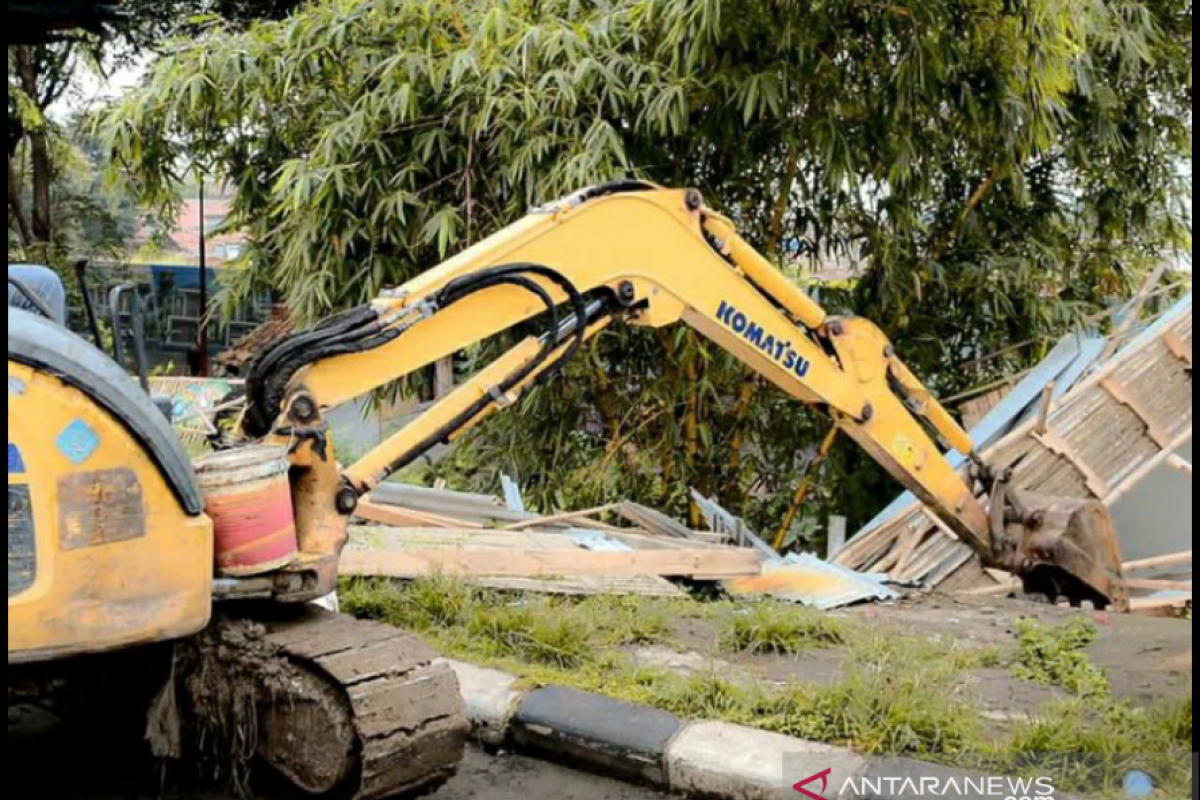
[1005,492,1129,611]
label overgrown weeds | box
[717,602,847,655]
[341,576,1190,775]
[1013,618,1111,698]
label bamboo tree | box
[101,0,1192,540]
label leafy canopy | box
[103,0,1192,536]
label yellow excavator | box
[9,183,1128,796]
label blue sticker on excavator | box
[8,443,25,475]
[57,419,101,465]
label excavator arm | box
[243,183,1126,609]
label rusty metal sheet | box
[58,468,146,550]
[727,553,899,609]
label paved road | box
[40,748,670,800]
[432,748,670,800]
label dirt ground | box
[631,592,1192,726]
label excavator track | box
[182,607,468,800]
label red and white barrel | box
[194,445,299,577]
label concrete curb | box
[438,659,954,800]
[441,660,1104,800]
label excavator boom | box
[244,183,1126,609]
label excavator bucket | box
[1007,492,1129,611]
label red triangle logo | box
[793,768,833,800]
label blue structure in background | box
[148,264,221,293]
[70,262,272,363]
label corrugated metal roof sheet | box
[726,553,900,609]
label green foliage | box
[717,602,847,655]
[1013,618,1111,698]
[104,0,1193,534]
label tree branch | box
[8,152,33,246]
[930,168,1000,262]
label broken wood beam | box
[1125,578,1194,592]
[826,516,848,560]
[1097,262,1170,364]
[1163,331,1192,366]
[340,547,763,579]
[1129,595,1192,617]
[1167,454,1192,477]
[964,579,1021,597]
[1035,381,1056,435]
[502,503,627,531]
[1123,551,1193,573]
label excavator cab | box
[7,308,215,663]
[8,307,469,799]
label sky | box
[49,55,150,122]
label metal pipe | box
[212,576,276,600]
[72,259,104,347]
[197,177,210,376]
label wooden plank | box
[1163,331,1192,366]
[1032,430,1111,497]
[602,531,726,551]
[834,511,909,567]
[826,516,848,560]
[340,547,764,579]
[1123,551,1192,573]
[964,579,1021,597]
[1100,377,1172,447]
[349,527,575,551]
[503,503,626,531]
[927,546,976,587]
[1035,381,1057,435]
[1125,578,1194,592]
[1167,454,1192,477]
[893,526,923,573]
[1098,262,1170,364]
[1129,595,1192,617]
[356,500,484,530]
[925,508,961,542]
[474,575,687,598]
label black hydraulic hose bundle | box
[370,264,599,483]
[244,264,600,469]
[244,305,383,436]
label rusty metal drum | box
[194,445,299,577]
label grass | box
[716,602,848,655]
[341,576,1192,792]
[1013,618,1111,698]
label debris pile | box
[214,304,296,376]
[835,293,1192,613]
[344,483,765,599]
